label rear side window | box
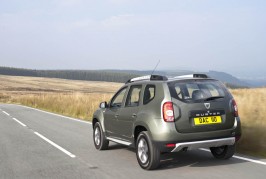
[143,85,155,105]
[126,85,142,107]
[168,80,227,102]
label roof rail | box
[126,75,168,84]
[173,74,209,79]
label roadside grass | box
[0,75,121,120]
[231,88,266,158]
[0,75,265,158]
[1,92,113,120]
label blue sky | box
[0,0,265,77]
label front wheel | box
[210,144,236,159]
[93,122,109,150]
[136,131,160,170]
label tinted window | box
[168,80,227,102]
[143,85,155,105]
[110,87,127,108]
[126,85,142,107]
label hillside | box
[0,66,137,83]
[0,66,250,87]
[241,78,266,87]
[0,75,122,95]
[206,71,250,87]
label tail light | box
[166,143,176,148]
[232,99,238,117]
[163,102,174,122]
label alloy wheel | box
[138,138,149,164]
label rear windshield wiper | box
[204,96,224,101]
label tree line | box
[0,66,248,88]
[0,66,138,83]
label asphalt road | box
[0,104,265,179]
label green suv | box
[92,74,241,170]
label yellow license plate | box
[194,116,222,125]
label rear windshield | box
[168,80,228,102]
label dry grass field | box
[230,88,266,157]
[0,75,265,157]
[0,75,122,120]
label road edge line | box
[199,148,266,166]
[12,104,92,125]
[34,132,76,158]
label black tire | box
[136,131,160,170]
[93,122,109,150]
[210,144,236,159]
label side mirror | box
[99,102,107,109]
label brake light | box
[163,102,174,122]
[166,143,176,148]
[232,99,238,117]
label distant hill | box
[0,66,138,83]
[116,69,250,87]
[0,66,251,88]
[240,78,266,87]
[206,71,250,87]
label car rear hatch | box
[167,79,235,133]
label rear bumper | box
[171,137,235,152]
[150,117,241,144]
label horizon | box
[1,65,265,80]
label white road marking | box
[199,148,266,166]
[16,104,92,125]
[12,117,27,127]
[34,132,76,158]
[233,155,266,166]
[2,111,10,116]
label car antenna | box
[151,60,160,76]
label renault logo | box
[204,103,210,109]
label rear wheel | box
[136,131,160,170]
[210,144,235,159]
[93,122,109,150]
